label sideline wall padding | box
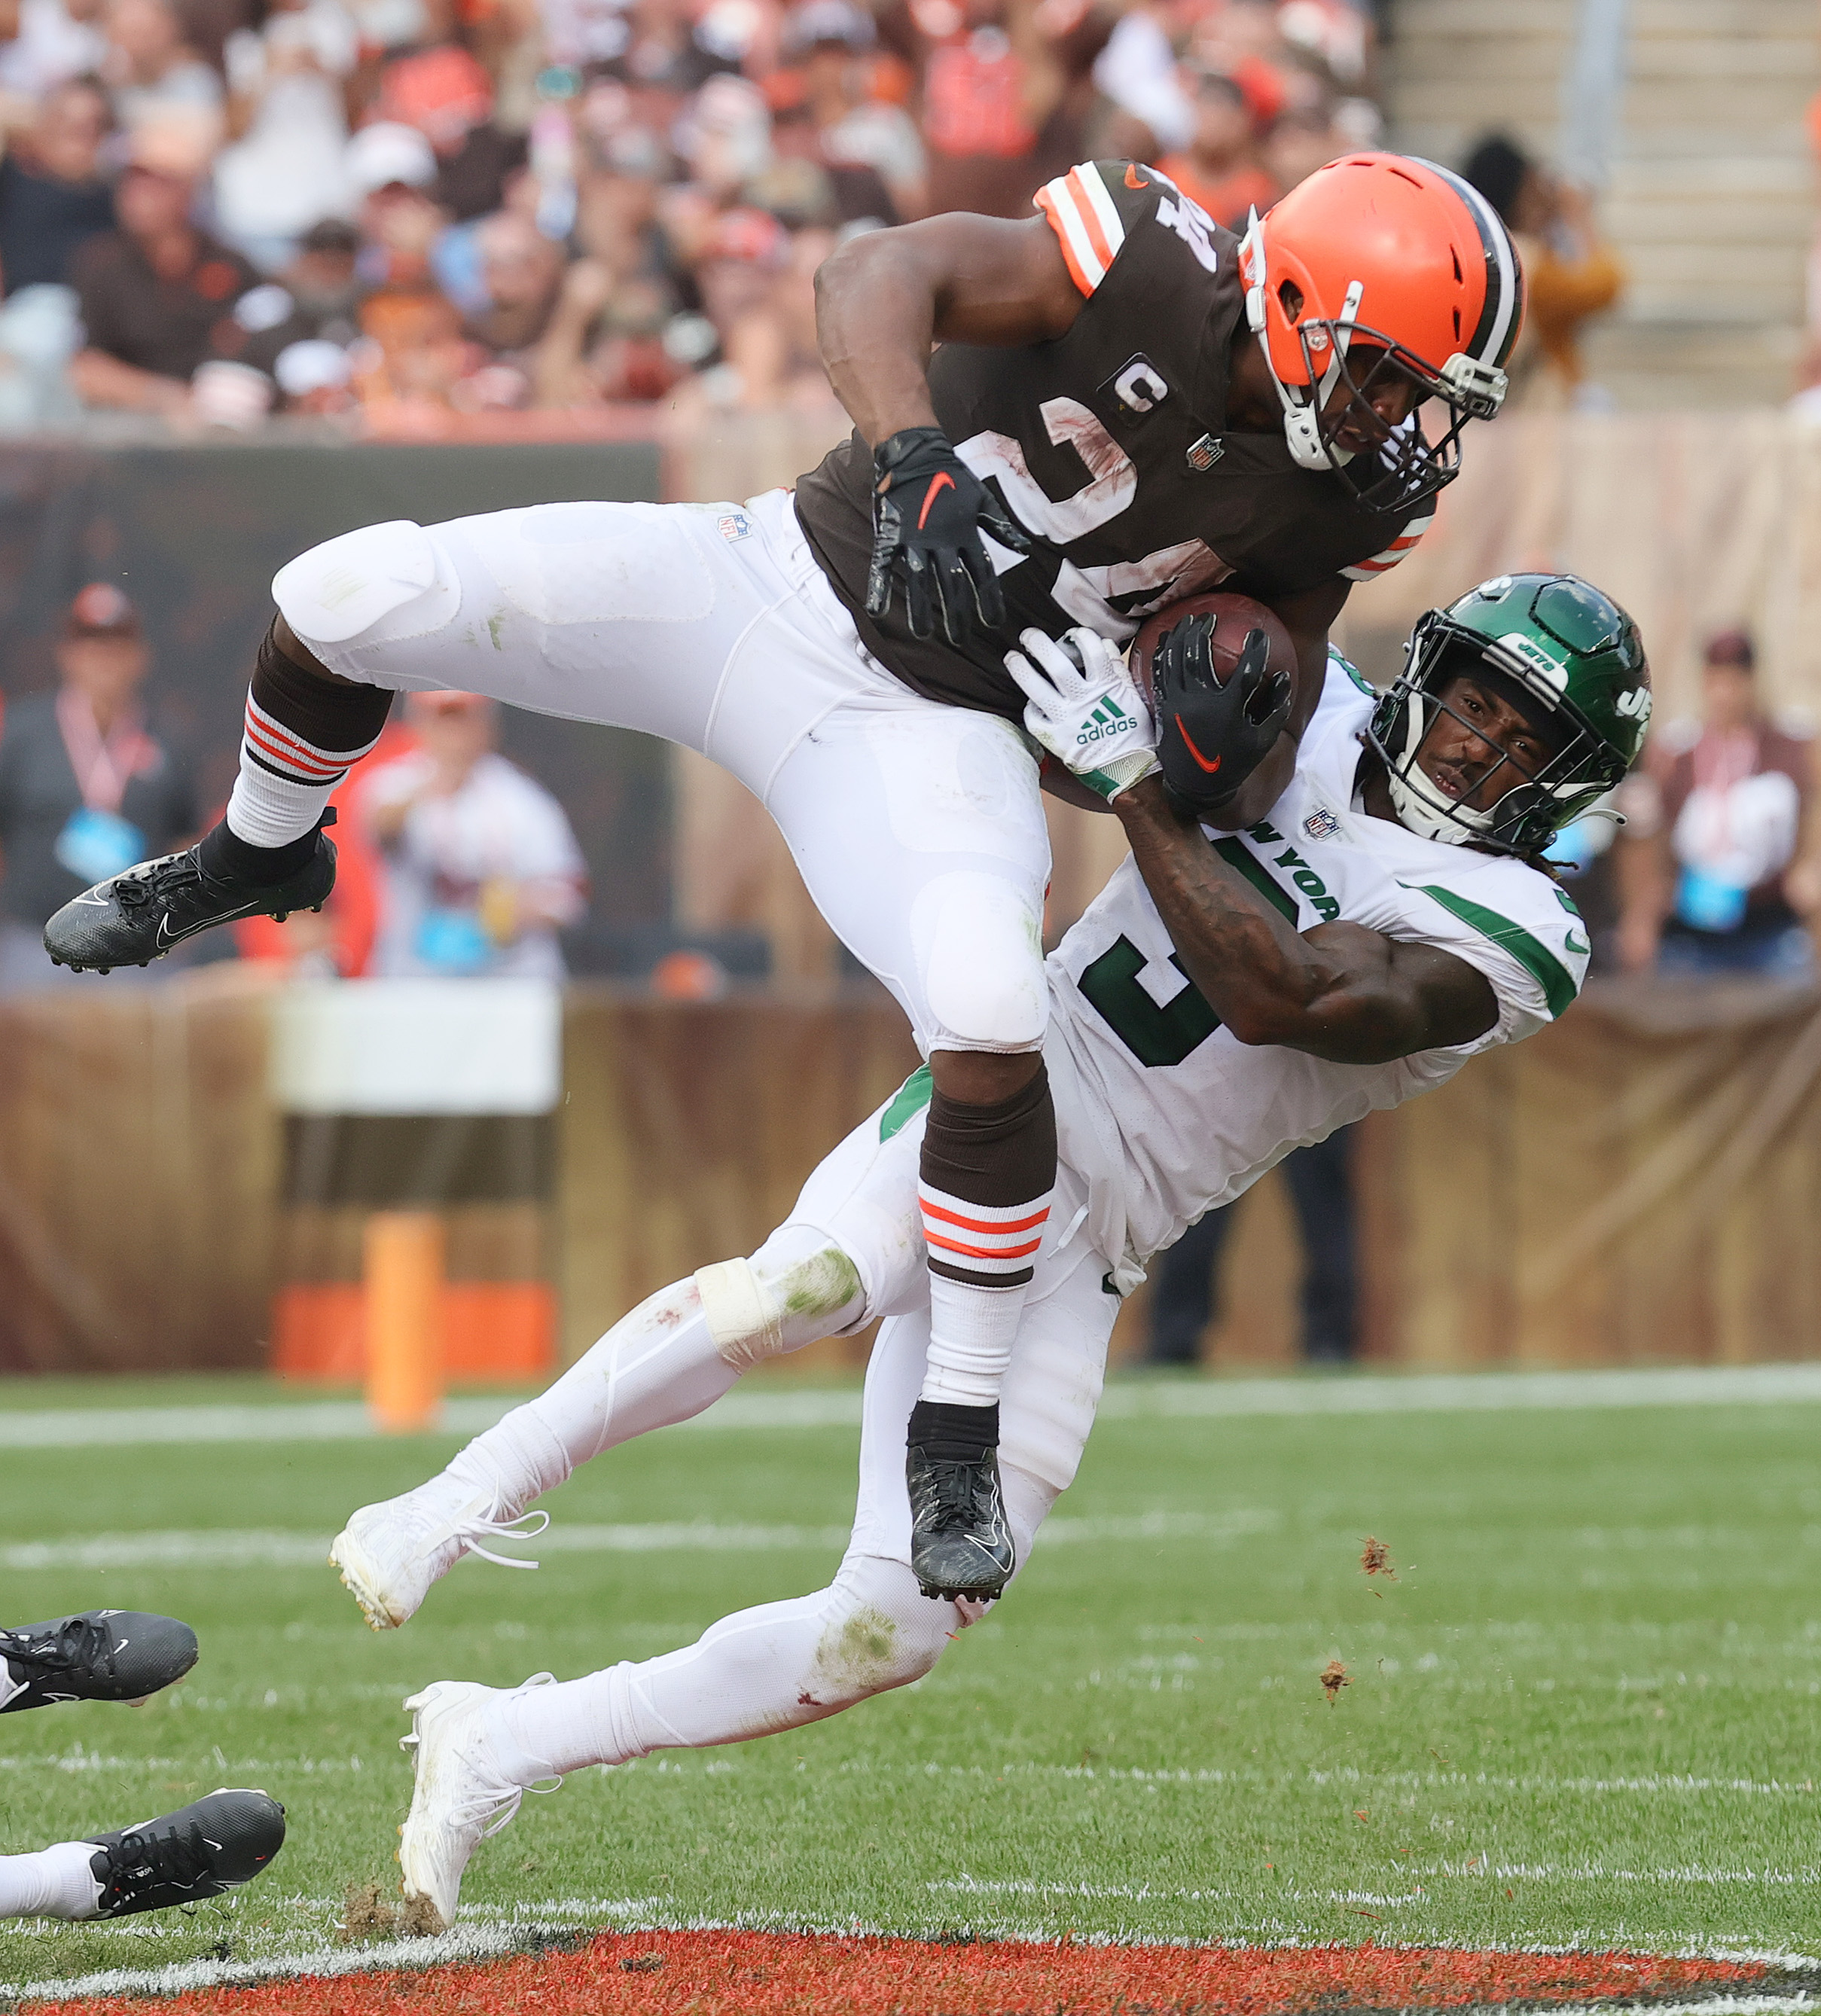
[4,975,1820,1378]
[0,971,279,1374]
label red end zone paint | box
[20,1932,1795,2016]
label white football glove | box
[1003,626,1160,801]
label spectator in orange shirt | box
[1462,132,1623,409]
[1157,69,1275,229]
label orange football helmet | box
[1236,151,1524,512]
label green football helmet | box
[1365,572,1652,855]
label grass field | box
[0,1370,1817,1999]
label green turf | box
[0,1379,1816,1987]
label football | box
[1128,590,1298,709]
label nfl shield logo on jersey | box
[1304,808,1341,841]
[1185,435,1225,471]
[717,511,752,541]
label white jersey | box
[1045,654,1591,1288]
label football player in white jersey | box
[324,572,1649,1929]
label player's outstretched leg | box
[0,1610,198,1712]
[0,1790,286,1922]
[395,1545,972,1928]
[45,494,826,975]
[43,619,377,971]
[331,1226,867,1630]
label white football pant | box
[273,490,1053,1058]
[439,1095,1116,1780]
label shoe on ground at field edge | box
[399,1676,558,1929]
[906,1438,1016,1603]
[42,831,337,973]
[331,1476,549,1631]
[86,1788,286,1919]
[0,1610,198,1713]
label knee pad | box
[272,520,458,651]
[695,1231,865,1371]
[913,871,1048,1051]
[813,1557,953,1700]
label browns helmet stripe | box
[1412,157,1522,371]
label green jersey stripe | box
[879,1065,934,1141]
[1213,839,1298,923]
[1408,883,1579,1019]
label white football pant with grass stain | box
[432,1089,1117,1783]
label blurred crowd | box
[0,581,587,984]
[0,0,1389,429]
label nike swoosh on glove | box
[1154,612,1294,812]
[1003,626,1159,801]
[866,426,1030,647]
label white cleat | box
[398,1676,557,1929]
[329,1477,548,1631]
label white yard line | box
[5,1362,1821,1452]
[0,1508,1280,1573]
[0,1922,539,2006]
[934,1870,1821,1898]
[1095,1363,1821,1420]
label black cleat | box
[87,1789,286,1919]
[43,833,337,972]
[907,1401,1017,1602]
[0,1609,198,1713]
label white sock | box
[445,1231,865,1520]
[224,691,385,851]
[918,1272,1029,1406]
[915,1179,1051,1408]
[480,1555,953,1781]
[0,1841,103,1920]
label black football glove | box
[866,425,1030,647]
[1153,612,1295,813]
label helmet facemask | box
[1367,616,1628,856]
[1240,203,1512,517]
[1288,320,1502,514]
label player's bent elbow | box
[814,229,900,317]
[1217,1002,1299,1050]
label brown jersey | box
[793,160,1431,719]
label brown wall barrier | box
[0,971,278,1375]
[2,974,1819,1380]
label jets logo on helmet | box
[1366,572,1651,858]
[1237,152,1525,514]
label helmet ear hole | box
[1277,279,1304,320]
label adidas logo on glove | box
[1076,700,1137,746]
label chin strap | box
[1240,211,1361,474]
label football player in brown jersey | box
[47,153,1521,1609]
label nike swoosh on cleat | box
[916,471,956,529]
[156,900,267,950]
[1125,163,1147,189]
[1173,716,1223,773]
